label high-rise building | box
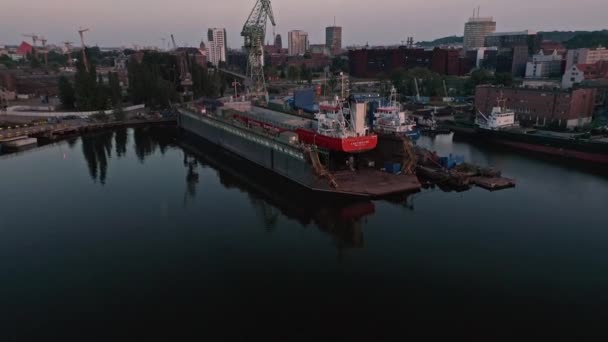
[207,28,227,67]
[274,34,282,49]
[288,30,309,56]
[325,26,342,55]
[463,13,496,51]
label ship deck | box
[312,170,421,198]
[224,102,314,130]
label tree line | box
[58,50,228,113]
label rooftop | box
[488,30,535,37]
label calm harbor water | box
[2,126,608,338]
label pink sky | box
[1,0,607,48]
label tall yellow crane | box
[78,28,90,72]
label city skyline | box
[1,0,607,48]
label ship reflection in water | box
[180,137,377,249]
[79,126,377,249]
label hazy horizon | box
[1,0,607,48]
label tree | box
[331,56,349,73]
[113,105,126,122]
[108,72,122,107]
[58,76,76,109]
[464,68,494,95]
[74,60,108,111]
[287,65,300,82]
[494,72,513,87]
[327,73,338,94]
[300,64,312,84]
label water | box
[2,127,608,338]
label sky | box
[1,0,607,48]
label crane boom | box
[241,0,276,102]
[171,34,177,50]
[78,28,90,72]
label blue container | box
[384,162,401,174]
[439,154,465,169]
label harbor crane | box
[62,41,74,67]
[170,34,178,50]
[22,34,39,58]
[39,36,49,66]
[22,33,39,46]
[169,34,193,101]
[241,0,276,102]
[78,28,90,72]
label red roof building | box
[16,42,33,56]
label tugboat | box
[373,87,420,140]
[418,107,452,136]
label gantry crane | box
[78,28,90,72]
[241,0,276,102]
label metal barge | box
[178,100,421,199]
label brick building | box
[349,47,473,78]
[475,85,597,128]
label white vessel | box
[373,87,420,139]
[476,96,518,131]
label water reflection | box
[114,127,128,157]
[179,136,376,249]
[133,126,174,162]
[81,131,113,184]
[80,126,176,184]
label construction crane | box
[169,34,192,101]
[78,28,90,72]
[170,34,178,50]
[241,0,276,102]
[39,36,49,66]
[22,33,39,46]
[22,34,39,58]
[62,41,74,67]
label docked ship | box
[373,88,420,140]
[178,98,420,198]
[475,98,608,164]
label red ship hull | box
[231,113,378,153]
[296,129,378,153]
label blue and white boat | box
[373,87,420,140]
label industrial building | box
[288,30,309,56]
[348,47,474,78]
[475,85,597,128]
